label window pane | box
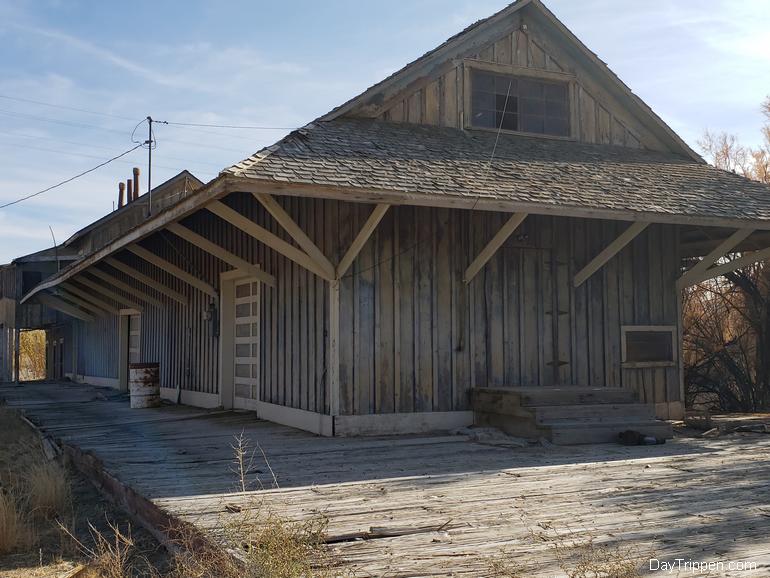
[235,283,250,298]
[252,301,259,316]
[236,323,250,337]
[473,71,494,92]
[252,343,259,357]
[472,109,495,128]
[235,344,251,358]
[252,323,259,337]
[520,97,544,116]
[545,117,570,137]
[521,115,545,134]
[471,71,568,137]
[235,364,250,378]
[252,364,259,378]
[473,91,495,110]
[235,303,251,318]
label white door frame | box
[219,269,261,410]
[118,308,141,392]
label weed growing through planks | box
[230,430,279,492]
[534,523,646,578]
[165,436,342,578]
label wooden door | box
[233,279,260,408]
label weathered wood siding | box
[74,315,119,379]
[69,193,330,413]
[68,194,679,416]
[336,207,680,415]
[372,13,665,151]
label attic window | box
[621,326,677,368]
[470,69,570,136]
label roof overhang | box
[22,173,770,305]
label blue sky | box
[0,0,768,263]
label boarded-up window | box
[470,69,570,136]
[622,326,676,367]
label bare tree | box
[686,96,770,411]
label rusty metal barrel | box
[129,362,160,408]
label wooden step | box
[549,420,674,445]
[513,387,637,407]
[535,403,655,424]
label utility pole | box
[145,116,154,217]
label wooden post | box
[13,327,20,384]
[329,279,340,420]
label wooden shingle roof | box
[226,119,770,227]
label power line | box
[156,120,296,130]
[0,144,142,210]
[0,94,135,121]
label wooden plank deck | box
[2,381,769,576]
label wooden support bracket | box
[166,222,276,288]
[207,200,332,281]
[336,204,390,279]
[464,212,528,284]
[72,276,145,311]
[574,221,649,287]
[37,293,95,322]
[677,228,755,289]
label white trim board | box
[159,387,220,409]
[235,398,334,437]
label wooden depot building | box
[6,0,770,442]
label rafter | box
[207,200,332,281]
[37,293,95,322]
[55,288,105,316]
[73,276,145,311]
[574,221,649,287]
[464,212,528,284]
[166,222,276,287]
[60,283,120,314]
[127,244,217,298]
[103,258,187,304]
[86,268,163,308]
[252,192,336,280]
[336,204,390,279]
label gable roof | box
[63,170,203,247]
[321,0,701,162]
[225,118,770,229]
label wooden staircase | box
[472,387,673,445]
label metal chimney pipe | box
[118,182,125,208]
[133,167,141,199]
[127,179,133,203]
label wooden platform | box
[2,381,769,576]
[474,387,674,444]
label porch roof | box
[226,118,770,229]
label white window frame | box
[621,325,677,369]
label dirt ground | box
[0,405,169,578]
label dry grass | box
[27,461,72,519]
[165,433,338,578]
[58,519,151,578]
[0,490,35,555]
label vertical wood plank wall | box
[336,208,681,415]
[69,194,680,417]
